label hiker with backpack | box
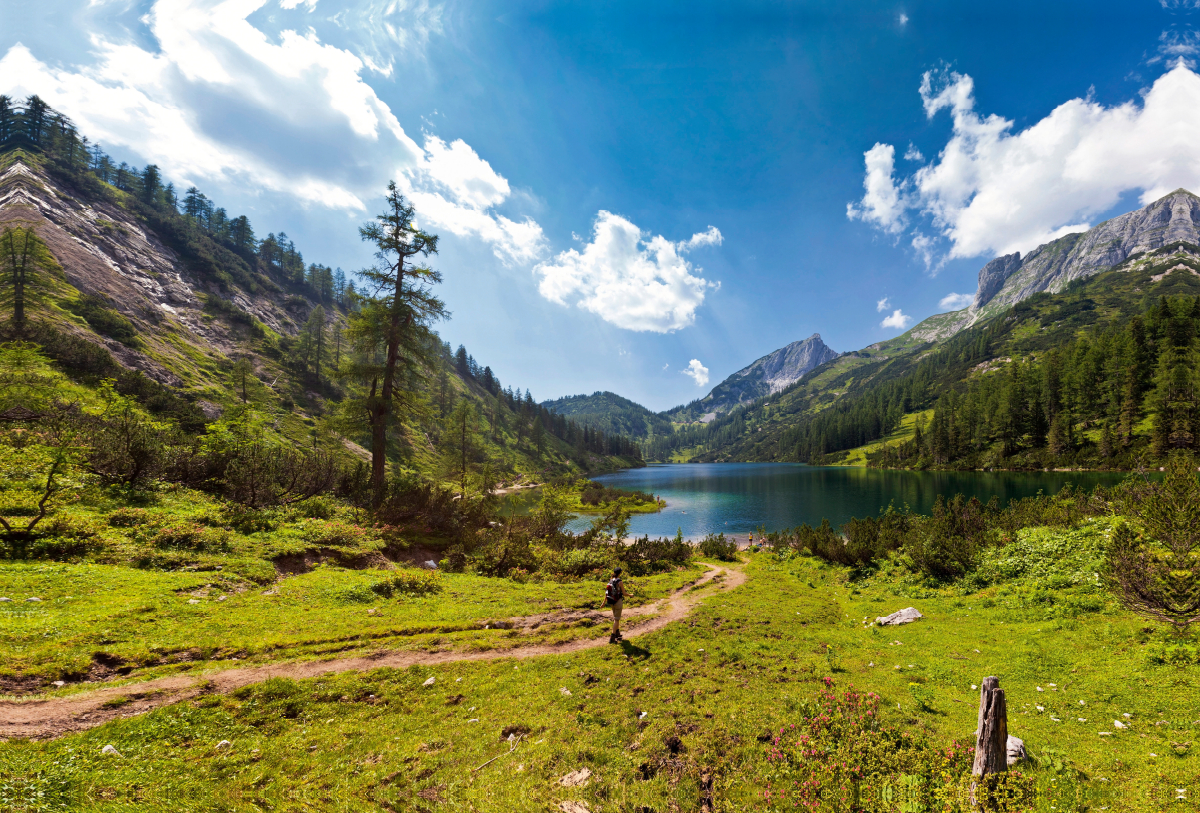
[605,567,625,643]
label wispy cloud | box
[876,296,891,312]
[0,0,539,266]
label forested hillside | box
[645,242,1200,470]
[0,94,641,496]
[541,390,674,439]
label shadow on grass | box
[619,640,652,661]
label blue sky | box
[4,0,1200,410]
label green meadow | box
[4,517,1195,812]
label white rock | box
[1123,713,1132,719]
[217,596,227,602]
[1036,686,1044,692]
[1006,735,1026,766]
[971,684,978,690]
[423,677,436,687]
[424,560,439,570]
[559,802,590,813]
[1078,718,1087,723]
[560,767,593,787]
[1079,700,1086,706]
[26,597,42,602]
[559,687,572,697]
[1036,706,1044,712]
[0,597,11,602]
[1114,720,1126,729]
[876,608,922,626]
[467,718,479,723]
[216,740,232,750]
[187,599,201,605]
[100,744,121,756]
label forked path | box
[1,563,746,740]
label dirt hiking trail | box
[1,563,745,741]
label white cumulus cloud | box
[848,61,1200,264]
[881,309,913,330]
[0,0,542,266]
[876,296,891,312]
[846,143,905,234]
[938,292,974,310]
[682,359,710,387]
[534,211,721,333]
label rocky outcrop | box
[698,334,839,413]
[972,253,1022,310]
[973,189,1200,318]
[0,155,315,385]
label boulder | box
[875,607,923,626]
[216,740,232,750]
[1006,735,1027,766]
[423,676,436,687]
[560,767,592,787]
[424,560,439,570]
[100,744,121,756]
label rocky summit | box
[693,333,839,417]
[972,188,1200,318]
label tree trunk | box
[971,676,1008,809]
[973,676,1008,776]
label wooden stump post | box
[971,676,1008,808]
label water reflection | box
[553,463,1131,539]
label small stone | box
[216,740,232,750]
[1036,705,1044,712]
[26,597,42,602]
[217,596,227,602]
[1114,720,1126,729]
[262,590,278,596]
[423,677,436,687]
[52,680,65,687]
[468,718,479,723]
[559,687,572,696]
[560,767,593,787]
[1079,700,1086,706]
[1123,713,1132,719]
[424,560,439,570]
[559,802,590,813]
[875,607,922,626]
[1099,731,1112,736]
[1078,718,1087,723]
[100,744,121,756]
[971,684,978,690]
[0,597,11,602]
[1006,735,1026,766]
[1036,686,1044,692]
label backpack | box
[604,578,622,606]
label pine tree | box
[1,226,57,335]
[347,183,443,506]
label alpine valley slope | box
[0,122,641,480]
[643,188,1200,467]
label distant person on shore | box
[605,568,625,643]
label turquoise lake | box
[560,463,1133,539]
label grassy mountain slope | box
[0,101,640,484]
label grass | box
[3,519,1195,811]
[0,558,702,691]
[830,409,934,467]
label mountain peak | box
[964,188,1200,322]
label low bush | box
[624,529,692,574]
[370,568,442,597]
[758,679,1031,811]
[698,531,738,562]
